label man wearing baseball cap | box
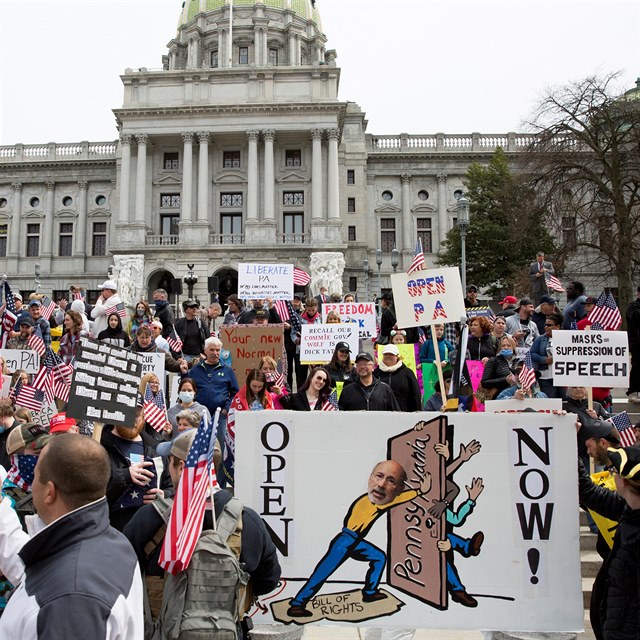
[338,352,400,411]
[495,295,517,318]
[91,280,123,337]
[6,316,34,351]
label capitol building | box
[0,0,537,304]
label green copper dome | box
[179,0,321,27]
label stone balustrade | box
[367,132,538,153]
[0,141,118,163]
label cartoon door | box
[387,416,447,609]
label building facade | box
[0,0,537,304]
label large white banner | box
[300,323,359,364]
[238,263,294,300]
[391,267,466,329]
[552,330,629,387]
[321,302,377,338]
[235,411,583,631]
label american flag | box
[1,282,18,348]
[72,291,84,301]
[273,299,290,322]
[14,381,45,411]
[28,332,46,357]
[265,370,286,390]
[407,238,425,275]
[144,400,167,433]
[39,296,57,321]
[322,390,339,411]
[166,327,184,352]
[587,292,622,331]
[105,301,127,319]
[518,350,537,390]
[570,320,578,330]
[50,355,73,403]
[293,267,311,286]
[590,321,604,331]
[545,273,565,292]
[610,411,636,447]
[159,412,218,575]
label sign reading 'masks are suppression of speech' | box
[237,263,294,300]
[391,267,466,329]
[66,338,143,426]
[552,330,629,387]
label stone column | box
[247,130,259,221]
[8,183,22,258]
[263,130,275,221]
[288,33,296,65]
[76,180,88,256]
[327,128,340,220]
[181,132,194,223]
[134,134,148,225]
[311,128,323,220]
[436,173,448,249]
[401,173,412,252]
[42,181,55,257]
[197,131,210,223]
[118,133,132,223]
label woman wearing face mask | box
[167,377,211,436]
[480,335,520,396]
[129,300,153,340]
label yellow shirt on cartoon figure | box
[344,490,420,535]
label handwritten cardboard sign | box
[238,263,294,300]
[0,349,39,374]
[322,302,377,338]
[300,323,359,364]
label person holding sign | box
[530,312,564,399]
[326,342,355,386]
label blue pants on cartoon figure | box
[290,527,386,607]
[446,533,472,592]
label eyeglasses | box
[544,323,557,327]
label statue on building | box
[310,252,345,297]
[111,255,145,309]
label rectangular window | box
[283,191,304,206]
[238,46,249,65]
[347,170,355,185]
[223,151,241,169]
[349,277,357,293]
[163,152,179,170]
[268,48,278,66]
[417,218,433,253]
[59,222,73,256]
[160,193,181,208]
[0,224,7,258]
[348,225,356,241]
[210,50,218,68]
[92,222,107,256]
[220,193,243,207]
[221,214,242,243]
[380,218,396,253]
[161,215,180,236]
[562,216,577,250]
[283,213,304,244]
[285,149,302,167]
[26,223,40,257]
[347,197,356,213]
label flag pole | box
[208,408,221,530]
[430,324,447,410]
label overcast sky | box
[0,0,638,145]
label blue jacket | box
[189,360,239,414]
[530,334,551,371]
[419,337,454,364]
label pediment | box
[213,172,247,185]
[88,209,112,218]
[374,204,401,214]
[411,204,437,214]
[154,174,182,186]
[277,171,310,184]
[54,211,79,219]
[23,211,45,220]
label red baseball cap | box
[498,295,517,305]
[49,412,77,434]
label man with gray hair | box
[187,337,239,472]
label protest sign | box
[1,374,10,398]
[466,306,495,320]
[391,267,466,329]
[32,398,58,427]
[0,349,39,374]
[322,302,377,338]
[137,352,166,390]
[220,324,285,382]
[552,330,629,387]
[485,398,563,413]
[66,338,143,426]
[300,323,359,364]
[235,411,582,630]
[238,263,293,300]
[376,343,417,378]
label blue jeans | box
[291,528,386,607]
[446,533,471,592]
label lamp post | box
[375,249,383,297]
[363,257,370,302]
[183,263,198,300]
[391,247,399,273]
[457,197,470,293]
[34,263,41,293]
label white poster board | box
[552,330,629,387]
[235,411,582,630]
[137,352,166,390]
[322,302,377,338]
[0,349,40,374]
[238,263,294,300]
[391,267,466,329]
[485,398,563,413]
[300,323,359,364]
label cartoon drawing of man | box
[287,460,431,618]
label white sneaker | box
[628,392,640,403]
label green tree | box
[437,148,555,293]
[522,72,640,315]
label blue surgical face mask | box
[500,349,513,358]
[179,391,194,404]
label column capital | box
[78,180,88,191]
[436,173,447,184]
[310,128,324,141]
[11,182,22,192]
[45,181,55,191]
[262,129,275,142]
[120,133,132,145]
[401,174,412,185]
[136,133,149,146]
[327,128,340,141]
[182,132,195,144]
[247,130,260,142]
[197,131,210,144]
